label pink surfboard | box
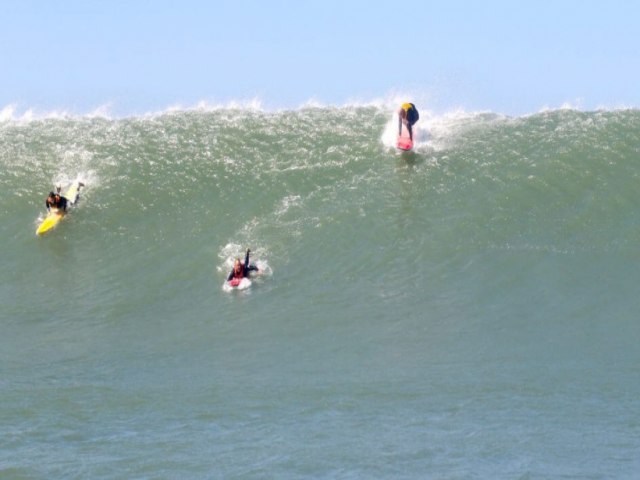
[224,277,252,291]
[396,125,414,151]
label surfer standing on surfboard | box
[227,248,259,283]
[398,103,419,141]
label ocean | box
[1,104,639,478]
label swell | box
[2,107,639,289]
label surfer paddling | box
[398,103,419,141]
[227,249,259,283]
[46,191,68,212]
[45,182,84,212]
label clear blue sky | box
[1,0,638,115]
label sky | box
[1,0,638,116]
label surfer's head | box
[233,258,243,275]
[233,258,244,276]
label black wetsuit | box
[46,195,68,212]
[399,103,420,140]
[406,103,419,125]
[227,250,259,281]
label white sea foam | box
[0,103,114,122]
[1,93,637,125]
[380,106,505,152]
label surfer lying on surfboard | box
[227,249,259,284]
[398,103,419,141]
[46,182,84,212]
[46,191,68,212]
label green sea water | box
[1,106,639,478]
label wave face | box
[2,107,640,478]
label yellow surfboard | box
[36,180,83,235]
[36,209,65,235]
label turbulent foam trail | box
[2,105,640,478]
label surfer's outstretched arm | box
[243,249,259,275]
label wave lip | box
[2,91,638,123]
